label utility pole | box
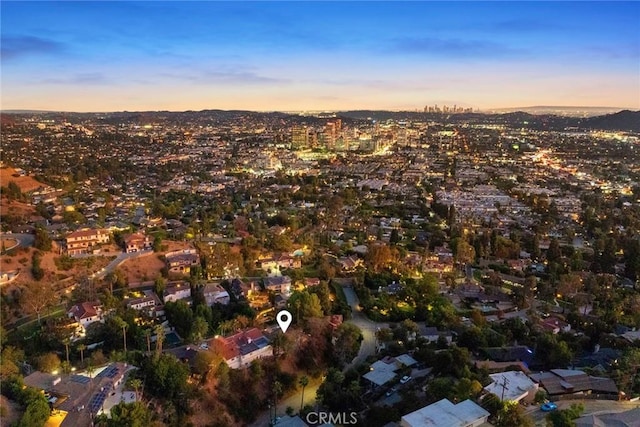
[500,375,510,402]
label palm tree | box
[62,338,71,365]
[299,375,309,412]
[77,343,86,366]
[122,324,129,353]
[87,363,95,387]
[273,380,282,423]
[128,378,143,401]
[154,324,165,355]
[145,329,152,354]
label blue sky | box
[2,1,639,111]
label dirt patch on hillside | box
[0,197,36,218]
[0,167,45,192]
[119,252,165,283]
[119,241,194,283]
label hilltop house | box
[65,228,110,256]
[165,249,200,274]
[123,232,151,253]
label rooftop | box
[401,398,490,427]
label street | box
[342,285,388,371]
[90,249,153,279]
[526,399,640,426]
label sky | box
[1,1,639,112]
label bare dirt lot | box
[0,167,45,192]
[119,240,193,283]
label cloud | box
[388,37,525,59]
[41,73,109,85]
[489,19,560,33]
[586,43,640,60]
[1,35,65,60]
[161,67,289,85]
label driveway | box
[2,232,34,249]
[90,249,153,279]
[342,285,388,371]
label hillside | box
[578,110,640,132]
[0,167,46,193]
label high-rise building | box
[291,125,309,149]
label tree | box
[114,316,128,353]
[78,343,87,366]
[126,378,143,401]
[495,401,533,427]
[164,300,193,338]
[62,337,71,365]
[455,239,476,266]
[287,290,323,322]
[333,323,363,367]
[1,346,25,380]
[34,226,52,251]
[273,380,283,420]
[546,403,584,427]
[299,375,309,412]
[154,324,165,354]
[190,316,209,343]
[35,352,61,373]
[95,401,152,427]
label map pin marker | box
[276,310,292,333]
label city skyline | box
[2,1,639,112]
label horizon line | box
[1,105,636,115]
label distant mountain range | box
[486,106,626,117]
[2,108,639,133]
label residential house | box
[575,408,640,427]
[163,282,192,304]
[68,302,104,338]
[337,255,362,272]
[23,362,129,426]
[422,327,453,345]
[484,371,538,402]
[123,232,151,253]
[126,290,163,317]
[400,399,490,427]
[263,276,292,297]
[165,249,200,274]
[363,354,418,388]
[529,369,618,398]
[304,278,321,288]
[202,282,230,305]
[65,228,110,256]
[480,345,535,368]
[539,316,571,334]
[212,328,272,369]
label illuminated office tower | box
[291,125,309,149]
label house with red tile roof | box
[212,328,272,369]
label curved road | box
[249,282,387,426]
[1,232,35,249]
[342,285,388,371]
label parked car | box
[386,387,398,397]
[541,402,557,412]
[400,375,412,384]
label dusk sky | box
[2,1,639,112]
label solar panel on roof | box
[70,375,91,384]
